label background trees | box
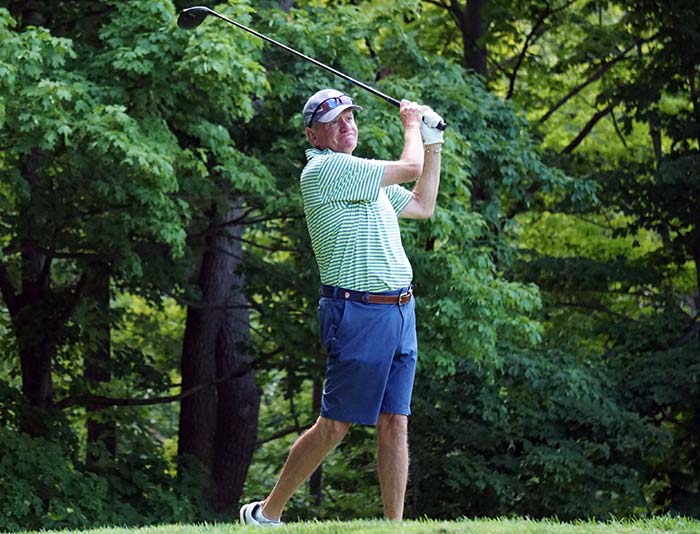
[0,0,698,530]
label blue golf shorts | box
[317,285,418,426]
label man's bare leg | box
[261,416,350,521]
[376,413,409,520]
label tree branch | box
[56,347,285,411]
[257,421,313,446]
[561,105,612,154]
[538,39,643,124]
[4,241,101,261]
[610,108,629,148]
[507,0,579,99]
[56,366,250,411]
[688,64,700,150]
[507,6,550,99]
[507,0,581,99]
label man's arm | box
[377,102,444,218]
[400,107,444,219]
[399,144,441,219]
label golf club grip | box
[382,95,448,131]
[431,118,448,131]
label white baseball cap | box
[303,89,362,127]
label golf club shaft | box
[202,9,400,106]
[181,7,446,130]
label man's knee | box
[315,416,350,445]
[377,413,408,441]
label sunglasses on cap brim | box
[308,95,353,126]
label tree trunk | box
[84,260,116,465]
[178,198,260,516]
[15,249,55,435]
[462,0,488,76]
[178,286,218,472]
[209,265,259,514]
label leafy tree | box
[0,0,272,519]
[0,3,189,433]
[447,0,700,514]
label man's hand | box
[400,100,424,131]
[420,107,445,145]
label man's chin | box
[340,139,358,153]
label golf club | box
[177,6,447,130]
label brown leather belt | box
[319,285,413,305]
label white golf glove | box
[420,108,445,145]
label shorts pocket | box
[318,298,348,356]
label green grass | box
[12,517,700,534]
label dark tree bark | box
[178,197,260,515]
[462,0,488,75]
[209,229,259,513]
[178,268,219,471]
[691,229,700,316]
[427,0,488,75]
[16,152,54,418]
[209,289,259,513]
[277,0,295,12]
[11,151,57,434]
[17,251,54,412]
[83,260,116,464]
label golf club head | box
[177,6,214,30]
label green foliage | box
[0,6,191,276]
[0,427,107,532]
[409,351,670,520]
[0,423,203,532]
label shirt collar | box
[305,147,333,161]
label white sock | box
[255,504,279,524]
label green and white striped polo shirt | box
[300,148,414,292]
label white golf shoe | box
[239,500,284,527]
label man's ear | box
[305,126,318,147]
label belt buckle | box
[398,288,412,305]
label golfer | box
[240,88,444,526]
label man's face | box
[306,109,358,154]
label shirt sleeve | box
[384,184,414,215]
[319,153,385,202]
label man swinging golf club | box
[240,88,444,526]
